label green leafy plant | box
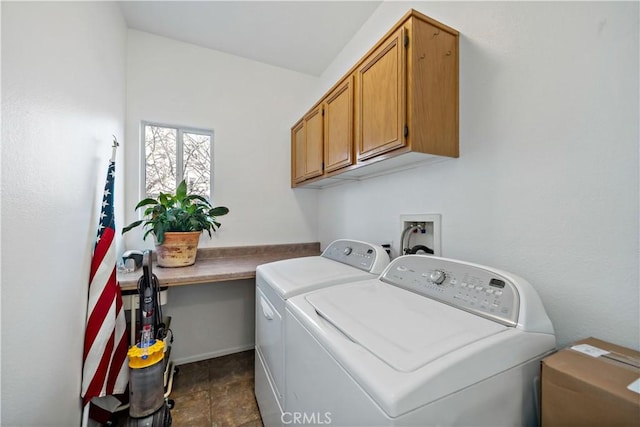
[122,180,229,245]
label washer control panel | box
[322,240,390,274]
[381,255,520,327]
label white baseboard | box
[172,343,255,366]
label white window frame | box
[140,120,215,201]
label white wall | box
[1,2,127,425]
[125,31,321,362]
[315,2,639,350]
[125,30,320,250]
[164,279,256,364]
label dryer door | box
[256,287,284,402]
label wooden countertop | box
[117,242,321,291]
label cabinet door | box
[356,27,406,161]
[324,76,354,173]
[291,120,306,184]
[303,106,323,180]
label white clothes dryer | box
[255,239,389,427]
[285,255,556,427]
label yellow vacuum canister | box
[127,339,165,418]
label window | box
[142,122,214,199]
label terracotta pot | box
[154,231,201,267]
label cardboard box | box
[541,337,640,426]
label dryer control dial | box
[430,270,446,285]
[343,247,353,256]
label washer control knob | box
[430,270,446,285]
[343,247,353,256]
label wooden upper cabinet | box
[291,9,459,188]
[407,17,459,158]
[323,76,354,173]
[291,119,306,184]
[303,106,323,180]
[291,106,323,185]
[356,27,406,162]
[291,77,354,186]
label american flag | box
[81,159,129,405]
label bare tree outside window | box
[145,126,177,198]
[143,123,213,200]
[183,132,211,197]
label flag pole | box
[81,403,89,427]
[111,135,119,162]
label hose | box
[401,223,424,255]
[406,244,434,255]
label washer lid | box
[306,281,507,372]
[258,257,376,299]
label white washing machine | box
[285,255,556,427]
[255,239,390,427]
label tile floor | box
[169,350,263,427]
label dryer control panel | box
[322,240,390,274]
[381,255,520,327]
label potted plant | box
[122,179,229,267]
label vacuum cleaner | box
[125,250,172,426]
